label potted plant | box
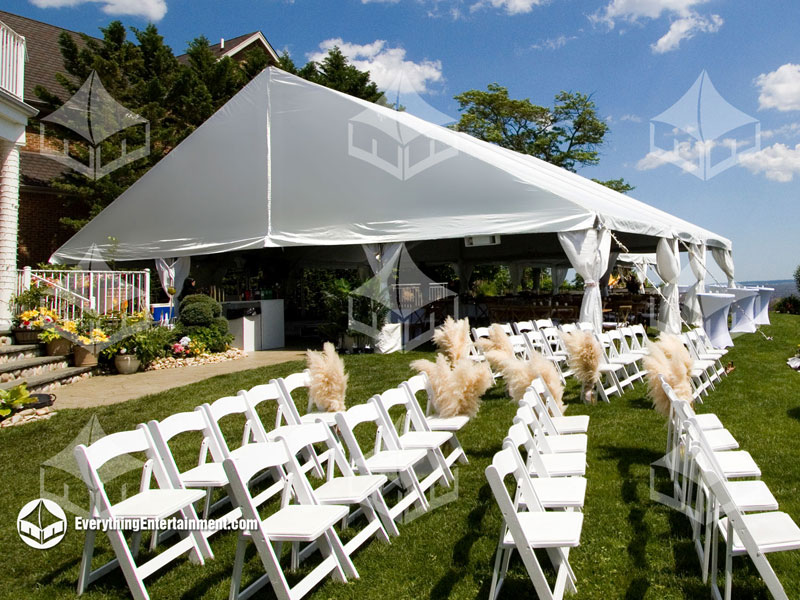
[38,325,73,356]
[73,322,109,368]
[101,333,142,375]
[12,307,58,344]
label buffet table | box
[698,292,735,348]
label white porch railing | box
[0,20,26,101]
[16,267,151,321]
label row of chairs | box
[73,371,468,600]
[660,377,800,600]
[486,377,590,599]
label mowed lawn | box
[1,314,798,600]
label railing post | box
[143,268,151,316]
[16,35,25,101]
[21,266,31,291]
[88,274,95,311]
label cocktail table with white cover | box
[754,287,774,326]
[698,292,735,348]
[727,287,759,334]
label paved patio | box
[54,350,305,409]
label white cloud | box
[636,139,714,174]
[531,35,576,50]
[360,0,401,3]
[755,64,800,112]
[592,0,720,53]
[29,0,166,20]
[761,122,800,140]
[620,114,643,122]
[739,143,800,182]
[651,13,722,53]
[309,39,443,94]
[470,0,546,15]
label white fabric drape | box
[655,238,681,334]
[711,247,736,287]
[558,228,611,331]
[551,266,569,295]
[682,243,706,327]
[155,257,191,315]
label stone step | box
[0,344,42,364]
[0,355,72,382]
[0,365,95,393]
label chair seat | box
[180,462,228,487]
[425,415,469,431]
[719,512,800,554]
[715,450,761,478]
[262,505,350,542]
[365,449,428,473]
[314,475,387,504]
[704,428,739,451]
[693,359,718,370]
[543,434,588,454]
[112,489,207,520]
[536,453,586,477]
[528,477,587,509]
[695,413,724,430]
[502,512,583,548]
[398,431,453,449]
[300,411,339,427]
[550,415,590,435]
[726,480,779,512]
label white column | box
[0,141,20,330]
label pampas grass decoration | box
[562,331,602,404]
[410,355,493,418]
[497,351,565,414]
[478,324,515,371]
[528,350,566,414]
[306,342,348,412]
[433,316,472,363]
[643,335,694,416]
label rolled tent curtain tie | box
[682,243,706,327]
[655,238,681,334]
[557,227,611,332]
[711,246,736,288]
[155,256,191,317]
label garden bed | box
[144,348,247,370]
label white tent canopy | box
[52,67,731,265]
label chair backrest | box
[631,324,649,345]
[499,323,514,336]
[221,441,294,517]
[534,318,554,330]
[335,402,388,475]
[513,404,555,454]
[244,381,286,430]
[620,326,640,351]
[472,326,490,341]
[486,446,545,516]
[560,322,578,334]
[404,372,437,417]
[508,334,530,357]
[274,422,354,480]
[201,393,262,458]
[503,421,551,477]
[514,320,535,334]
[279,369,318,415]
[371,388,411,449]
[529,378,563,423]
[578,322,595,332]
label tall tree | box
[453,83,632,190]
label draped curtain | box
[557,228,611,331]
[155,256,191,316]
[682,243,706,327]
[655,238,681,334]
[711,247,736,287]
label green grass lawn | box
[1,314,799,600]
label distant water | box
[739,279,796,301]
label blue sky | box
[6,0,800,283]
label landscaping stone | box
[145,348,247,371]
[0,406,56,428]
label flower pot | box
[73,346,99,367]
[12,328,42,344]
[114,354,141,375]
[46,338,73,356]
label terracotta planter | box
[114,354,141,375]
[46,338,73,356]
[73,346,99,367]
[12,328,42,344]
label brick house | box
[0,9,279,267]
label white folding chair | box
[74,427,213,600]
[528,377,590,435]
[275,370,340,428]
[703,466,800,600]
[527,329,571,383]
[534,318,554,331]
[401,374,469,467]
[597,332,641,389]
[504,417,586,478]
[515,404,588,455]
[223,442,357,600]
[371,388,455,487]
[559,322,578,334]
[335,403,430,522]
[513,320,535,334]
[486,447,582,600]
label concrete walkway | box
[54,350,304,410]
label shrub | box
[179,294,222,317]
[795,264,800,295]
[132,326,176,365]
[774,295,800,315]
[178,302,216,327]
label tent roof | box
[51,67,731,264]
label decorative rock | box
[144,349,247,371]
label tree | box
[794,264,800,295]
[592,178,635,194]
[36,22,269,231]
[452,84,632,189]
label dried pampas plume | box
[497,351,565,414]
[478,324,514,371]
[643,334,694,416]
[410,355,493,418]
[433,316,472,363]
[562,331,602,404]
[306,342,348,412]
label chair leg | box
[369,491,399,537]
[105,529,149,600]
[230,534,248,600]
[77,528,97,595]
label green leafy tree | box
[794,264,800,295]
[453,84,632,189]
[592,177,635,194]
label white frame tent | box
[51,67,733,333]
